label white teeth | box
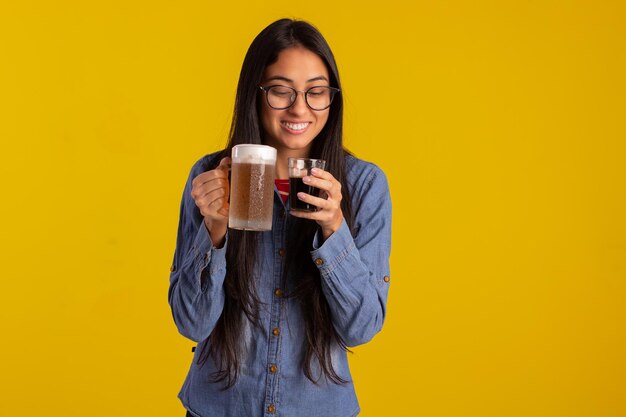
[283,122,309,131]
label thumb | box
[218,157,232,171]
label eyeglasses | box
[259,85,340,111]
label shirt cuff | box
[310,219,355,276]
[192,222,228,280]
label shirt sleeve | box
[310,164,392,347]
[168,158,228,343]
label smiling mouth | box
[281,122,310,132]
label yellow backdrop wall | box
[1,1,624,416]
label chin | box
[279,136,315,150]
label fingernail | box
[311,168,319,175]
[303,176,311,183]
[298,192,306,200]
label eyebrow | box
[265,75,329,83]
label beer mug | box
[229,144,277,231]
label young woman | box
[168,18,392,417]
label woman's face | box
[260,46,331,156]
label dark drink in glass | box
[288,158,326,212]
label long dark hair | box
[197,18,353,389]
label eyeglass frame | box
[258,85,341,111]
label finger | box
[302,176,333,192]
[310,167,335,181]
[209,196,226,209]
[192,169,229,189]
[310,168,342,196]
[289,209,317,220]
[195,187,227,210]
[192,177,228,200]
[199,196,227,218]
[296,192,332,210]
[206,186,228,203]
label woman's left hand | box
[289,168,344,240]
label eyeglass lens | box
[266,86,335,110]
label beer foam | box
[232,144,277,163]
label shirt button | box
[278,248,286,257]
[269,364,278,374]
[274,288,283,297]
[170,264,176,272]
[267,404,276,413]
[384,275,391,283]
[272,327,280,336]
[314,258,324,266]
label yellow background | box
[1,1,624,416]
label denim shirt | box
[169,152,392,417]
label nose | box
[288,91,308,115]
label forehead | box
[263,46,329,80]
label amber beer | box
[229,145,277,231]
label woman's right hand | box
[190,157,231,248]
